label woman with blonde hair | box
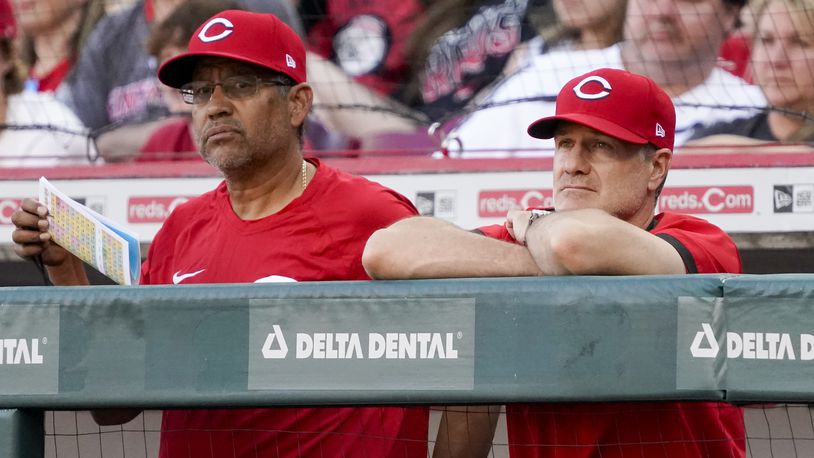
[690,0,814,144]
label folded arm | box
[363,216,542,279]
[520,208,686,275]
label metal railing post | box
[0,409,43,458]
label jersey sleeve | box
[474,223,518,243]
[377,188,419,223]
[349,185,418,234]
[652,214,742,274]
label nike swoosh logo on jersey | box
[172,269,205,284]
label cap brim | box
[157,51,284,88]
[527,114,648,145]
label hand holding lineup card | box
[38,177,140,285]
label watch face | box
[527,209,552,231]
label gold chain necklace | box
[301,159,308,191]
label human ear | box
[648,148,672,193]
[288,83,313,129]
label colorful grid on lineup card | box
[43,186,97,267]
[100,230,126,285]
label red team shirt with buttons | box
[479,210,744,458]
[142,159,427,458]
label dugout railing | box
[1,274,813,457]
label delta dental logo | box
[248,299,475,391]
[261,325,461,360]
[0,305,59,395]
[0,337,45,365]
[690,323,814,361]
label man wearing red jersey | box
[11,10,427,458]
[363,68,743,457]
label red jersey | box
[144,159,427,457]
[479,211,744,458]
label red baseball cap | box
[527,68,676,150]
[0,0,16,40]
[158,10,306,88]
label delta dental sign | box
[678,296,814,394]
[249,297,475,391]
[261,324,460,360]
[690,323,814,361]
[0,337,44,365]
[0,304,59,395]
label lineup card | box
[38,177,139,285]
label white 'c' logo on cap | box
[198,17,234,43]
[573,75,612,100]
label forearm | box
[47,255,90,286]
[363,217,541,279]
[95,119,169,163]
[525,209,685,275]
[307,52,421,138]
[523,212,581,275]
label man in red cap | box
[364,67,743,457]
[11,10,427,458]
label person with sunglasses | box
[11,10,428,458]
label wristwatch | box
[527,209,552,229]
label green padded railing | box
[1,274,814,458]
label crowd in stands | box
[689,0,814,145]
[0,0,91,166]
[0,0,812,166]
[450,0,767,156]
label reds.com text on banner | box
[658,186,754,214]
[0,198,23,226]
[128,196,191,223]
[479,189,554,218]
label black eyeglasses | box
[179,75,293,104]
